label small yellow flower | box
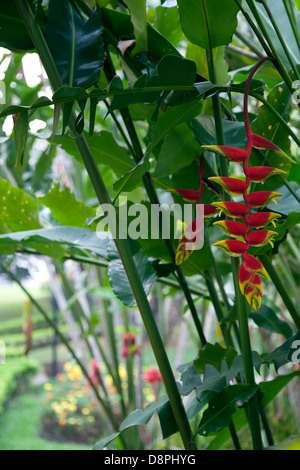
[87,416,95,423]
[44,383,54,391]
[82,408,90,416]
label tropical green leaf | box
[53,131,135,178]
[194,343,237,374]
[154,123,202,178]
[177,0,239,50]
[110,55,197,112]
[0,178,40,232]
[44,0,105,88]
[250,304,293,339]
[207,371,300,449]
[37,183,95,228]
[198,385,258,436]
[0,227,110,260]
[263,329,300,372]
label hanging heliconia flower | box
[202,57,293,311]
[174,155,218,265]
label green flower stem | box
[260,0,300,81]
[231,258,264,450]
[0,259,120,431]
[259,254,300,329]
[16,0,195,450]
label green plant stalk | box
[231,258,264,450]
[283,0,300,54]
[16,0,195,450]
[123,307,137,411]
[234,30,265,58]
[0,259,120,431]
[244,0,293,89]
[103,49,206,347]
[260,0,300,81]
[96,266,127,417]
[234,0,273,57]
[204,270,234,348]
[260,254,300,329]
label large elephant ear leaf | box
[44,0,105,88]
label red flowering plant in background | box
[202,57,294,310]
[121,332,141,358]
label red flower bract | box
[142,368,163,385]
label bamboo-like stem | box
[243,0,293,89]
[260,254,300,329]
[260,0,300,81]
[283,0,300,54]
[234,30,265,58]
[95,267,127,417]
[233,0,273,57]
[16,0,195,449]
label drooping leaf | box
[207,371,300,449]
[250,304,293,339]
[107,239,157,308]
[37,183,95,228]
[0,227,110,260]
[94,396,172,450]
[177,0,239,50]
[198,384,258,436]
[44,0,105,88]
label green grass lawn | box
[0,284,51,321]
[0,385,91,450]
